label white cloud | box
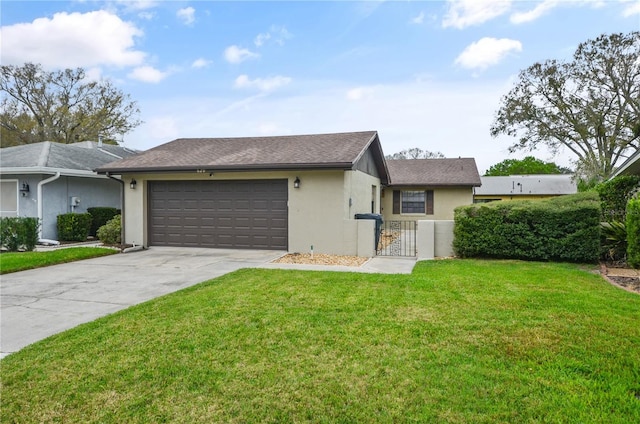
[410,11,425,24]
[191,58,212,69]
[177,7,195,26]
[510,0,559,24]
[622,0,640,16]
[234,74,292,92]
[254,32,271,47]
[128,66,169,83]
[455,37,522,70]
[224,45,260,64]
[254,25,292,47]
[442,0,512,29]
[138,11,155,20]
[0,11,146,69]
[346,87,375,101]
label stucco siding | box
[344,170,381,218]
[382,186,473,221]
[122,169,381,256]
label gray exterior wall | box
[0,174,121,240]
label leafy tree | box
[484,156,572,176]
[0,63,142,147]
[385,148,445,160]
[490,32,640,182]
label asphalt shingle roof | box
[386,158,481,187]
[96,131,382,173]
[1,141,138,173]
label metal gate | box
[377,221,416,257]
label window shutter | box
[426,190,434,215]
[393,190,400,214]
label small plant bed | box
[0,247,117,274]
[602,264,640,294]
[273,252,368,267]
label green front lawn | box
[2,260,639,423]
[0,247,118,274]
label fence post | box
[417,220,435,260]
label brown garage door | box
[148,180,288,249]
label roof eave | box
[96,162,357,175]
[0,167,110,179]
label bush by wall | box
[97,215,121,245]
[0,217,39,252]
[87,207,121,236]
[453,192,601,263]
[57,213,92,242]
[595,175,640,220]
[627,199,640,269]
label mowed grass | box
[0,247,117,274]
[1,260,639,423]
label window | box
[392,190,434,215]
[0,180,18,217]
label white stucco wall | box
[120,169,382,256]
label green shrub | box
[0,217,40,252]
[453,192,601,263]
[87,207,120,236]
[595,175,640,220]
[97,215,121,245]
[57,213,92,242]
[626,199,640,269]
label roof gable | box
[386,158,481,187]
[97,131,389,183]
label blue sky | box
[2,0,639,173]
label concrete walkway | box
[1,247,416,359]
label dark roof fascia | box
[351,132,390,185]
[96,162,357,174]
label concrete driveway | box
[0,247,284,359]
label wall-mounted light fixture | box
[294,176,301,189]
[130,179,137,190]
[19,182,30,197]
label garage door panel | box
[149,180,288,249]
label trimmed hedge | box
[627,198,640,269]
[97,215,121,245]
[57,213,92,242]
[0,217,39,252]
[87,207,121,236]
[453,192,601,263]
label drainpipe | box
[37,172,61,240]
[106,173,125,246]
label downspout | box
[106,173,125,247]
[37,172,61,240]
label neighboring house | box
[473,174,577,203]
[0,141,138,240]
[611,148,640,178]
[97,131,389,256]
[383,158,481,220]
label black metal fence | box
[377,220,416,257]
